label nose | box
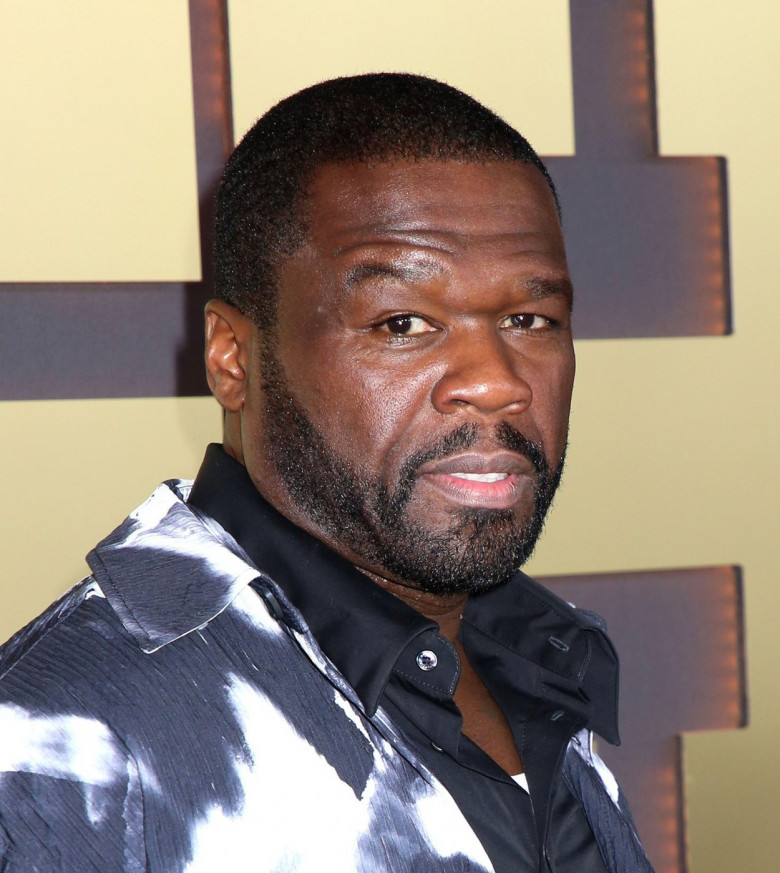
[430,330,532,417]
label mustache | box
[395,421,548,498]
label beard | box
[260,347,566,596]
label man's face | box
[239,159,575,594]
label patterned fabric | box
[0,481,652,872]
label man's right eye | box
[381,315,434,336]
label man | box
[0,74,653,872]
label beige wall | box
[0,0,201,281]
[2,2,778,870]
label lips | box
[416,451,535,510]
[417,450,534,478]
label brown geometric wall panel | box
[545,567,746,873]
[0,0,730,400]
[545,0,731,339]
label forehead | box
[301,159,565,256]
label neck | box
[357,567,468,644]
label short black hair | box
[215,72,557,329]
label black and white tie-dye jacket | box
[0,481,654,873]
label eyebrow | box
[524,277,574,306]
[340,261,574,307]
[342,260,445,290]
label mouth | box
[416,452,536,510]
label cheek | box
[351,364,436,447]
[295,350,440,468]
[533,356,575,449]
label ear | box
[204,300,253,412]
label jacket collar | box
[87,480,262,654]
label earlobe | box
[204,300,253,412]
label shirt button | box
[416,649,438,671]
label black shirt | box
[188,445,617,873]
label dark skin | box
[205,159,575,776]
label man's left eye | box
[381,315,435,336]
[500,313,551,331]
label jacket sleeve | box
[562,731,656,873]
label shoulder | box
[0,576,114,696]
[0,581,148,870]
[0,577,153,780]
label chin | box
[373,506,542,597]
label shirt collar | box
[187,445,619,742]
[187,444,437,715]
[463,580,620,743]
